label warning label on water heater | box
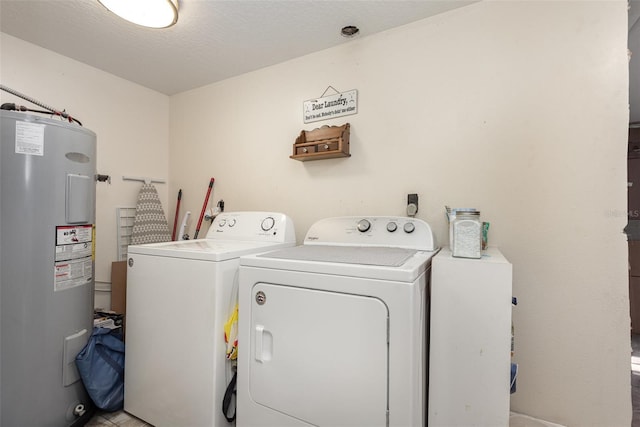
[15,121,45,156]
[54,225,93,292]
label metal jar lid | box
[456,210,480,218]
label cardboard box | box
[111,261,127,336]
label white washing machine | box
[124,212,296,427]
[237,216,439,427]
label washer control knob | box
[357,219,371,233]
[403,222,415,233]
[219,219,226,227]
[261,217,275,231]
[386,222,398,232]
[228,219,236,227]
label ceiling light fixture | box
[97,0,179,29]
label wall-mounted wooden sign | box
[303,89,358,124]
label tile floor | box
[85,410,151,427]
[87,337,640,427]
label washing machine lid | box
[241,245,438,282]
[127,239,295,262]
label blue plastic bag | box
[76,327,125,412]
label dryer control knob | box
[387,222,398,232]
[261,217,275,231]
[357,219,371,233]
[403,222,415,233]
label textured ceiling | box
[0,0,477,95]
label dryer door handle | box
[254,325,273,363]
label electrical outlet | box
[407,194,418,217]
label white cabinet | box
[429,247,513,426]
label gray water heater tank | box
[0,110,96,426]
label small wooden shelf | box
[290,123,350,161]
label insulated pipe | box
[0,84,81,125]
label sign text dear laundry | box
[303,89,358,124]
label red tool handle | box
[194,178,214,239]
[171,189,182,241]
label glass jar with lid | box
[451,210,482,259]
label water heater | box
[0,110,96,426]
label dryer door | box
[249,283,389,426]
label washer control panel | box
[304,216,437,251]
[355,218,417,235]
[205,212,296,243]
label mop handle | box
[171,189,182,241]
[194,178,214,239]
[178,211,191,240]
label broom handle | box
[194,178,215,239]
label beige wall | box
[0,0,631,424]
[170,1,630,425]
[0,32,170,308]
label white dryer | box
[237,216,438,427]
[124,212,296,427]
